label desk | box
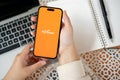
[0,0,120,80]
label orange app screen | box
[34,6,62,58]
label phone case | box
[34,6,63,58]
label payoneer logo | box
[41,29,55,35]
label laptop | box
[0,0,40,54]
[0,0,40,78]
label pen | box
[99,0,113,41]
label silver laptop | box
[0,0,40,54]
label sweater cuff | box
[57,60,86,80]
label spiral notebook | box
[47,0,120,54]
[91,0,120,48]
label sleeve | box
[57,60,91,80]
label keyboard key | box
[4,36,9,41]
[17,26,22,31]
[8,40,13,45]
[18,21,23,25]
[24,34,29,39]
[0,39,3,43]
[9,34,14,39]
[31,21,36,25]
[0,25,3,28]
[1,32,6,37]
[13,38,18,43]
[30,27,34,31]
[28,17,31,21]
[0,43,20,54]
[21,40,27,46]
[2,27,7,31]
[19,17,23,20]
[32,37,35,40]
[7,25,12,29]
[23,19,28,23]
[29,33,32,37]
[0,44,2,49]
[12,22,17,27]
[9,21,13,24]
[20,30,25,35]
[34,12,38,15]
[0,28,1,32]
[27,22,32,27]
[25,28,30,33]
[2,42,8,47]
[14,32,19,37]
[19,36,24,41]
[12,28,16,33]
[27,38,33,43]
[19,18,23,20]
[6,30,11,35]
[22,24,27,29]
[4,24,8,28]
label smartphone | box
[34,6,63,58]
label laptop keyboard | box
[0,12,37,54]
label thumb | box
[28,61,46,72]
[63,11,71,25]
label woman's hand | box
[58,11,80,65]
[4,43,47,80]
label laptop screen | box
[0,0,39,21]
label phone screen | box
[34,6,63,58]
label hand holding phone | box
[34,6,63,58]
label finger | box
[31,16,37,22]
[31,24,37,29]
[63,11,71,25]
[28,51,34,58]
[61,22,65,28]
[40,58,48,61]
[25,51,33,63]
[41,4,46,6]
[28,61,46,72]
[30,31,35,37]
[21,43,34,56]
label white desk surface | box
[0,46,25,79]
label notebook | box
[91,0,120,48]
[47,0,120,54]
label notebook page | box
[104,0,120,48]
[47,0,103,54]
[91,0,120,48]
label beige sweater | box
[57,60,91,80]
